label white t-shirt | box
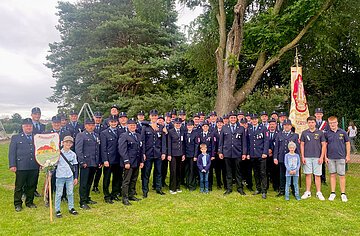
[348,126,357,138]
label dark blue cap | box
[269,118,277,123]
[228,111,237,117]
[209,111,217,116]
[158,115,165,120]
[251,113,258,119]
[171,109,177,115]
[240,118,247,124]
[109,115,118,121]
[217,117,224,123]
[85,119,95,124]
[178,109,186,115]
[94,111,102,117]
[31,107,41,114]
[111,104,119,109]
[165,112,171,117]
[223,114,229,119]
[283,119,292,125]
[245,112,251,117]
[22,118,33,125]
[149,109,158,115]
[314,108,323,114]
[237,110,244,115]
[202,120,210,126]
[138,110,145,116]
[193,113,200,118]
[187,120,195,126]
[279,112,287,117]
[271,111,278,115]
[127,118,136,124]
[119,112,127,118]
[70,110,78,115]
[174,118,182,124]
[199,112,205,116]
[260,111,268,116]
[51,116,61,123]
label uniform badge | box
[314,133,319,140]
[181,136,184,141]
[339,133,344,140]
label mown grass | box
[0,142,359,235]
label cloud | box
[0,0,202,120]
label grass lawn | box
[0,142,359,235]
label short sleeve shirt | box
[300,129,325,158]
[325,128,349,159]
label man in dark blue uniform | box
[66,110,84,142]
[197,120,215,190]
[9,118,39,211]
[92,111,106,193]
[100,115,121,204]
[31,107,45,135]
[260,111,269,129]
[136,110,146,134]
[277,112,287,132]
[103,104,120,128]
[118,112,128,134]
[167,118,186,194]
[267,118,279,192]
[239,118,253,191]
[141,109,167,198]
[118,119,144,205]
[274,119,300,197]
[209,111,217,132]
[212,117,226,189]
[183,119,199,191]
[218,111,247,195]
[248,114,269,199]
[49,116,71,142]
[75,119,101,210]
[271,111,279,121]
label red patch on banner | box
[292,74,308,113]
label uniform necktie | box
[73,122,76,128]
[231,125,235,133]
[132,133,138,141]
[36,123,40,131]
[27,135,32,141]
[270,132,273,139]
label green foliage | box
[1,142,360,234]
[240,85,290,113]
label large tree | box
[182,0,335,115]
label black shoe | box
[129,196,141,201]
[143,192,148,198]
[262,193,267,199]
[134,191,138,196]
[92,187,100,193]
[253,190,261,195]
[69,208,78,215]
[224,190,232,195]
[15,205,22,212]
[105,199,114,204]
[112,196,121,201]
[56,211,62,218]
[163,183,169,188]
[237,189,246,195]
[34,191,41,197]
[156,190,166,195]
[80,204,90,210]
[122,199,131,206]
[276,192,285,197]
[87,200,97,204]
[26,203,37,208]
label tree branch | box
[234,0,334,104]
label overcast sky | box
[0,0,202,119]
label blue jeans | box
[55,177,74,211]
[285,176,299,199]
[199,171,209,192]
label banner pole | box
[48,171,53,223]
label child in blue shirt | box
[55,136,79,218]
[284,141,301,200]
[197,144,211,193]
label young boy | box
[284,141,301,201]
[325,116,350,202]
[55,136,79,218]
[197,144,211,193]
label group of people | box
[8,105,351,218]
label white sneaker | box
[169,190,177,195]
[176,189,182,193]
[341,194,348,202]
[301,191,311,199]
[328,193,336,201]
[316,192,325,201]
